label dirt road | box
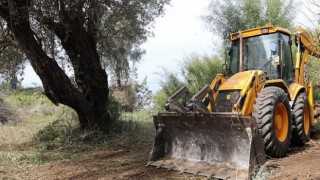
[267,136,320,180]
[1,137,320,180]
[1,144,186,180]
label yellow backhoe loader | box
[147,25,320,179]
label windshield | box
[229,33,280,78]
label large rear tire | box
[253,86,292,157]
[292,93,310,146]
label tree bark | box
[0,0,110,130]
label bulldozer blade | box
[148,112,266,179]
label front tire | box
[253,87,292,157]
[292,93,310,146]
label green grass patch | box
[0,89,156,168]
[314,118,320,132]
[115,109,155,144]
[35,119,78,150]
[32,109,156,149]
[37,109,153,159]
[5,109,156,166]
[0,89,81,167]
[5,88,51,107]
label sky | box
[21,0,320,93]
[137,0,218,92]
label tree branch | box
[29,9,66,40]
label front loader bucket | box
[147,113,266,179]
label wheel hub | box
[275,115,283,129]
[274,103,288,142]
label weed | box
[313,118,320,132]
[107,109,155,145]
[0,89,156,173]
[252,165,270,180]
[26,108,155,164]
[108,95,122,122]
[0,95,18,124]
[35,119,76,149]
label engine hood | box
[219,71,257,91]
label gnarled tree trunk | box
[0,0,110,130]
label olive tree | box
[0,0,170,130]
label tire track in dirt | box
[3,122,320,179]
[14,145,190,179]
[268,137,320,179]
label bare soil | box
[267,134,320,180]
[1,136,320,179]
[0,143,187,180]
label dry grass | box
[0,90,74,145]
[0,96,17,125]
[0,89,156,179]
[0,89,79,176]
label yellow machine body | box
[148,25,320,179]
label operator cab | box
[225,26,294,84]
